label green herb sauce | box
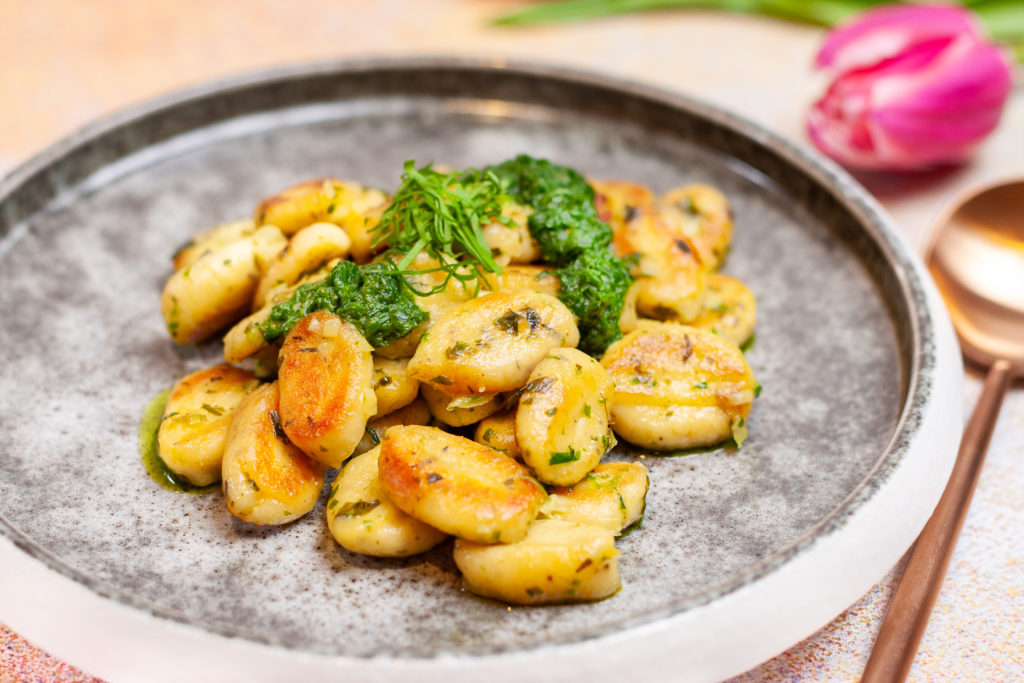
[258,260,428,347]
[258,155,633,356]
[487,155,634,356]
[138,389,218,495]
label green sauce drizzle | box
[139,389,218,495]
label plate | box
[0,59,962,682]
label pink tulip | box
[808,3,1013,171]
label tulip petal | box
[808,20,1013,171]
[870,39,1012,164]
[815,3,983,73]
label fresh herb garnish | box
[372,161,508,292]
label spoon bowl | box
[926,179,1024,372]
[863,178,1024,682]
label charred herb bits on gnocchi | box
[377,425,547,545]
[601,323,758,450]
[515,348,615,487]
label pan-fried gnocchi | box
[454,519,621,604]
[277,311,376,468]
[602,323,758,450]
[326,446,448,557]
[378,425,547,544]
[515,348,615,486]
[150,156,759,606]
[474,410,521,459]
[158,365,260,487]
[354,397,432,457]
[161,225,287,344]
[252,222,351,309]
[371,356,419,417]
[221,382,323,525]
[540,462,649,535]
[420,383,503,427]
[408,290,579,396]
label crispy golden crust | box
[221,382,323,525]
[378,425,546,544]
[277,311,375,467]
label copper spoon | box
[862,180,1024,682]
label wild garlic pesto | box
[259,154,634,356]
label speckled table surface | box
[1,1,1021,681]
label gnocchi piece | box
[515,348,615,486]
[421,383,502,427]
[658,183,733,270]
[222,260,337,363]
[162,225,287,344]
[326,446,448,557]
[408,290,580,396]
[378,425,547,544]
[591,179,655,233]
[481,202,541,266]
[277,312,376,468]
[221,382,323,525]
[157,365,260,486]
[222,305,274,364]
[480,265,561,298]
[354,397,432,457]
[253,178,388,241]
[541,462,649,535]
[617,281,642,334]
[453,519,620,605]
[601,323,758,450]
[172,220,254,271]
[474,410,521,460]
[689,273,757,347]
[252,223,351,309]
[611,208,706,323]
[371,356,419,418]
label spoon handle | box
[862,359,1013,683]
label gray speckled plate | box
[0,59,962,682]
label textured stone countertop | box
[1,1,1021,681]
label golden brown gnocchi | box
[277,311,376,468]
[326,446,448,557]
[378,425,547,544]
[541,462,649,535]
[221,382,323,525]
[157,365,260,487]
[153,157,757,607]
[161,225,287,344]
[252,222,352,309]
[371,356,419,418]
[407,290,580,396]
[473,410,521,460]
[601,323,757,450]
[420,384,502,427]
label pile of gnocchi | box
[154,167,759,605]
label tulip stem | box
[492,0,1024,60]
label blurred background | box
[2,1,1021,680]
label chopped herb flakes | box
[549,447,581,466]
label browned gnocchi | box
[151,157,758,607]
